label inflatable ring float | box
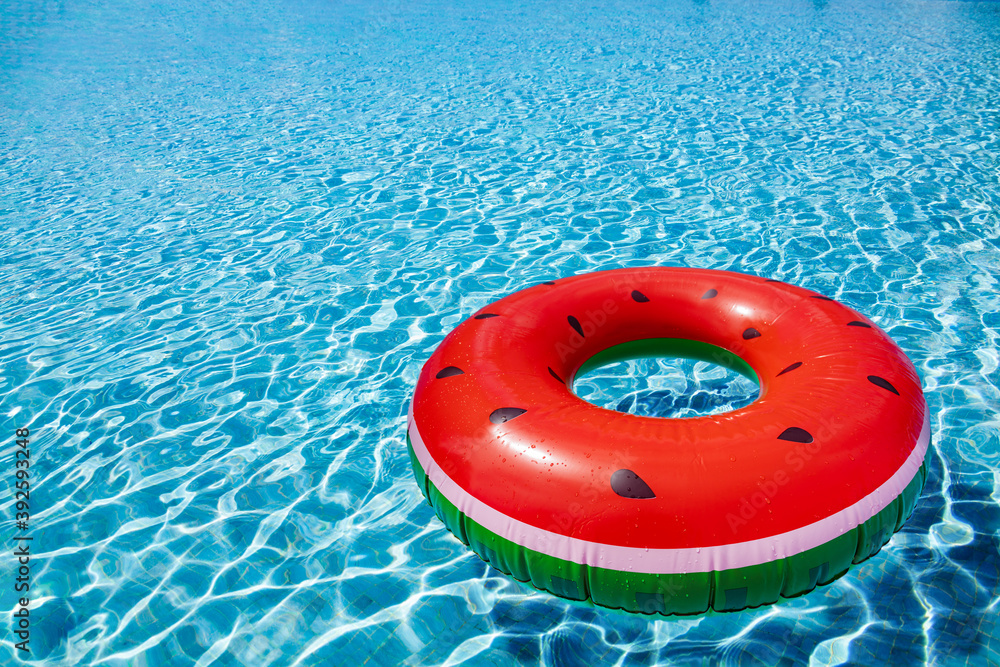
[407,267,930,615]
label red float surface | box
[411,267,926,550]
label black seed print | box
[811,296,834,301]
[435,366,464,379]
[868,375,900,395]
[847,321,872,328]
[474,313,499,320]
[743,328,761,340]
[610,469,656,499]
[631,290,650,303]
[489,408,527,424]
[548,367,565,384]
[568,316,585,337]
[542,281,556,285]
[777,362,803,376]
[702,289,718,299]
[778,427,814,443]
[765,279,783,283]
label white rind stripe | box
[407,400,930,574]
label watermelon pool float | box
[407,267,929,615]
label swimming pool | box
[1,0,998,664]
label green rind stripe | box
[574,338,758,385]
[408,434,929,616]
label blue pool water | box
[2,0,999,664]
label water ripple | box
[2,0,1000,665]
